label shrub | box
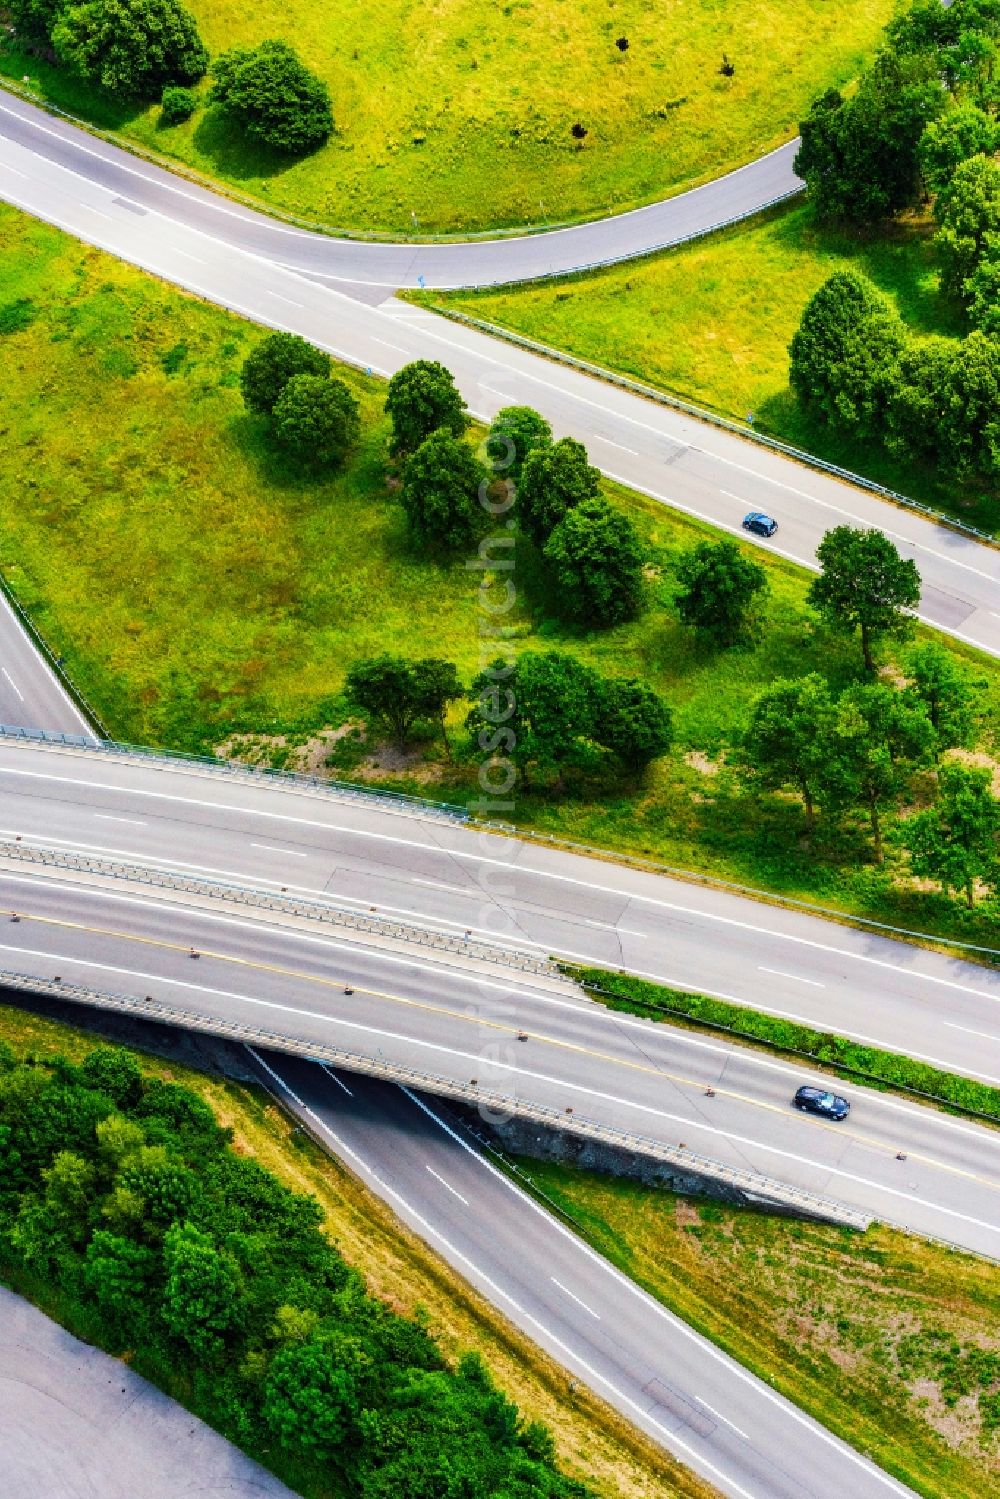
[271,375,360,469]
[53,0,208,99]
[211,40,333,154]
[160,84,198,125]
[240,332,331,416]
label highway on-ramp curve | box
[0,103,998,668]
[0,91,803,286]
[248,1052,920,1499]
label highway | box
[248,1052,919,1499]
[1,738,999,1088]
[1,100,999,700]
[1,824,999,1257]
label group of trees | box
[384,362,647,628]
[740,644,997,900]
[7,0,331,152]
[345,649,673,782]
[791,1,1000,477]
[795,0,1000,224]
[240,332,360,469]
[0,1043,588,1499]
[789,270,1000,478]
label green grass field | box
[427,202,1000,532]
[1,0,895,233]
[2,203,998,946]
[512,1159,1000,1499]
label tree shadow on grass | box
[0,49,147,131]
[191,107,311,184]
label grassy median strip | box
[0,996,708,1499]
[567,965,1000,1123]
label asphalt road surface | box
[1,117,998,689]
[0,1284,296,1499]
[2,854,998,1256]
[0,91,803,286]
[1,740,999,1088]
[250,1052,920,1499]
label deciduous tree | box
[595,677,673,773]
[212,40,333,153]
[899,763,999,905]
[543,496,645,627]
[739,674,837,831]
[517,436,601,546]
[789,272,906,435]
[485,405,551,484]
[400,429,487,551]
[808,527,920,672]
[385,360,467,458]
[53,0,207,98]
[240,332,331,416]
[674,539,768,645]
[271,375,360,468]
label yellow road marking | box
[6,906,996,1190]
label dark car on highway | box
[793,1085,850,1121]
[743,511,778,538]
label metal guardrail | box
[0,570,107,736]
[0,723,469,821]
[0,967,871,1229]
[0,839,556,976]
[425,306,1000,546]
[3,726,997,962]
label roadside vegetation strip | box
[0,0,894,235]
[0,1002,708,1499]
[568,966,1000,1125]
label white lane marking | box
[6,863,999,1126]
[1,162,28,179]
[594,436,639,456]
[3,765,1000,1021]
[2,933,995,1234]
[251,842,308,857]
[696,1397,750,1441]
[172,247,205,263]
[400,1088,914,1497]
[81,203,114,221]
[263,289,304,308]
[94,814,147,826]
[551,1277,600,1319]
[946,1023,1000,1042]
[247,1051,761,1499]
[0,871,558,1003]
[369,336,412,355]
[758,967,826,989]
[426,1165,469,1205]
[318,1063,353,1096]
[412,877,470,894]
[1,668,23,701]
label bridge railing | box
[0,967,872,1231]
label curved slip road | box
[251,1053,920,1499]
[0,91,802,288]
[2,739,999,1088]
[1,115,998,695]
[2,843,999,1257]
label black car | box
[743,511,778,538]
[793,1085,850,1121]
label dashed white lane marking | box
[551,1277,601,1319]
[758,967,826,989]
[94,814,146,826]
[426,1165,469,1205]
[1,668,23,701]
[251,843,308,856]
